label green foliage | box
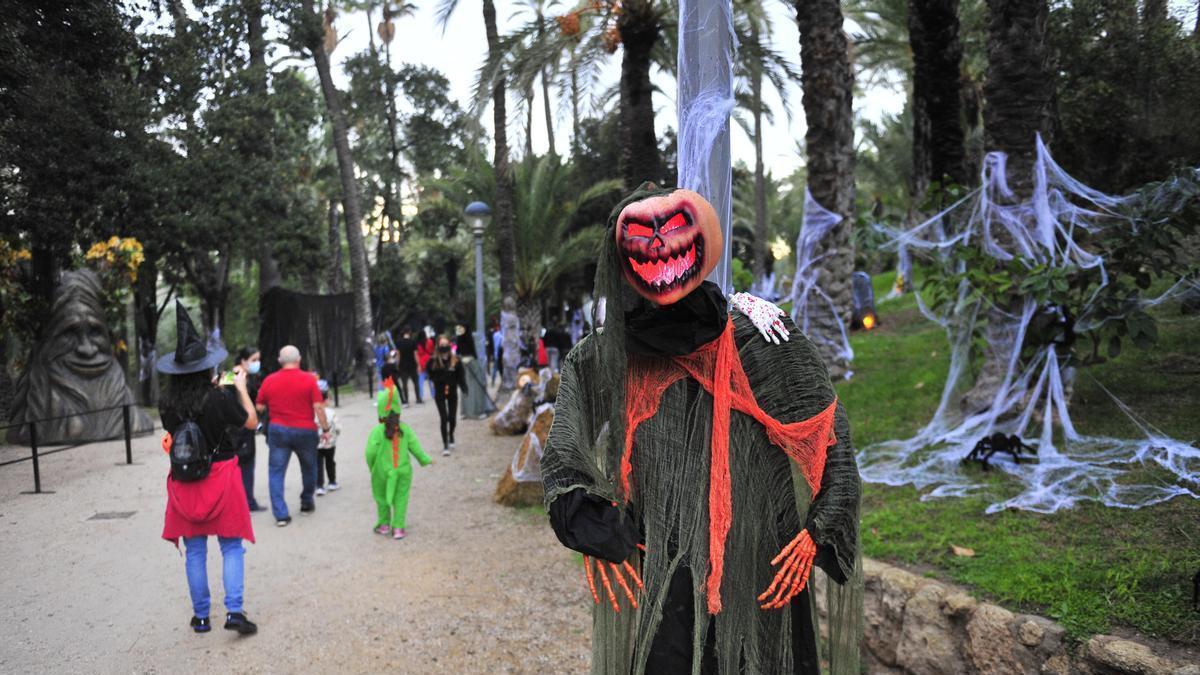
[842,273,1200,645]
[731,258,754,292]
[1050,0,1200,192]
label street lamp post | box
[464,201,491,373]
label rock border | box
[815,558,1199,675]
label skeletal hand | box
[582,552,644,613]
[729,292,790,344]
[758,529,816,610]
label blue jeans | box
[184,536,244,617]
[267,424,319,520]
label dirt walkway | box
[0,389,591,673]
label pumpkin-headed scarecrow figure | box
[542,184,862,674]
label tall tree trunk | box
[303,0,375,386]
[963,0,1054,413]
[133,252,160,405]
[327,199,345,293]
[751,54,769,282]
[1142,0,1167,24]
[618,0,662,188]
[484,0,519,389]
[537,10,557,158]
[570,58,581,153]
[909,0,968,208]
[982,0,1053,195]
[795,0,856,375]
[524,83,535,158]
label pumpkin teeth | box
[628,243,698,288]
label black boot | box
[190,616,211,633]
[224,612,258,635]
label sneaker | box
[327,482,340,491]
[300,503,315,514]
[249,504,266,512]
[392,528,406,540]
[375,524,391,535]
[449,442,456,449]
[315,487,326,497]
[276,517,292,527]
[442,447,451,457]
[223,612,258,635]
[190,616,211,633]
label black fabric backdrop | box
[258,287,356,384]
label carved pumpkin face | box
[614,188,722,305]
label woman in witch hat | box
[158,301,260,635]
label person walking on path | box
[416,328,435,401]
[395,329,421,405]
[456,325,495,419]
[158,302,259,635]
[426,334,467,456]
[366,382,432,540]
[256,345,330,526]
[315,379,340,496]
[232,346,265,512]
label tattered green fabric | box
[541,184,863,674]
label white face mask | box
[247,360,262,375]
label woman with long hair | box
[426,334,467,456]
[232,346,264,511]
[158,302,259,635]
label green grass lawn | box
[840,272,1200,645]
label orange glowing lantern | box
[851,271,879,331]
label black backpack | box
[170,418,212,482]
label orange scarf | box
[622,318,838,614]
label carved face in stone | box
[49,300,114,378]
[615,188,722,306]
[7,269,153,444]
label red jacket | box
[162,458,255,545]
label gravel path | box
[0,388,591,673]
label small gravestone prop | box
[851,271,878,330]
[7,270,153,444]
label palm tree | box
[511,155,622,346]
[961,0,1054,413]
[733,0,802,283]
[794,0,857,375]
[909,0,967,203]
[294,0,375,385]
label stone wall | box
[817,559,1199,675]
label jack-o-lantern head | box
[614,187,722,306]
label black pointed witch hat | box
[155,300,228,375]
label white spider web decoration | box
[858,135,1200,513]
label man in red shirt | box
[256,345,330,527]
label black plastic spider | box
[963,432,1038,470]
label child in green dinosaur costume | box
[366,382,432,540]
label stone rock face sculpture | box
[7,270,153,444]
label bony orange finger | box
[622,560,644,590]
[765,553,814,609]
[596,559,621,613]
[583,555,600,605]
[762,553,804,607]
[609,562,639,609]
[759,545,806,602]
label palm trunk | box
[517,296,543,363]
[327,199,344,293]
[304,0,375,387]
[962,0,1054,413]
[751,58,769,282]
[537,11,556,158]
[570,59,581,153]
[909,0,968,207]
[618,0,662,188]
[525,83,535,158]
[795,0,856,375]
[133,251,160,405]
[484,0,519,388]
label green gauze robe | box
[365,421,431,528]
